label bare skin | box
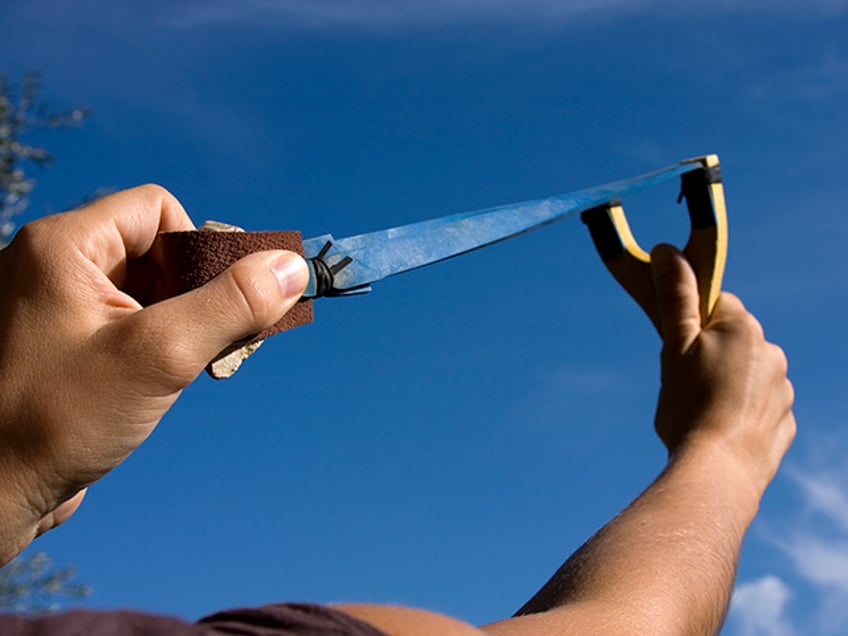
[0,189,794,635]
[0,185,309,563]
[340,247,795,636]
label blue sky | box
[2,1,848,633]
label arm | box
[340,245,795,636]
[485,245,795,635]
[0,192,792,636]
[496,427,765,635]
[0,185,309,565]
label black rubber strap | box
[581,200,625,263]
[678,165,722,229]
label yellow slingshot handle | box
[581,155,728,335]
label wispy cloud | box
[162,0,642,29]
[7,0,848,40]
[775,467,848,634]
[788,467,848,531]
[160,0,847,30]
[730,576,797,636]
[780,533,848,593]
[729,449,848,635]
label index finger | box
[70,184,195,276]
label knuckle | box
[125,183,183,220]
[787,411,797,441]
[3,218,63,281]
[718,292,744,313]
[134,183,177,204]
[10,217,52,251]
[780,407,797,452]
[784,377,796,408]
[740,312,765,339]
[773,344,789,374]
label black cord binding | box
[310,241,353,298]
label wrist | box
[666,432,766,525]
[0,444,66,566]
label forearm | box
[504,437,762,635]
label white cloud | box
[731,459,848,635]
[775,469,848,633]
[781,535,848,594]
[729,576,796,636]
[788,468,848,532]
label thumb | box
[123,250,309,390]
[650,244,702,351]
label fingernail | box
[272,253,309,298]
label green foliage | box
[0,71,88,246]
[0,552,91,615]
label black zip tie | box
[310,241,353,298]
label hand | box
[651,244,795,495]
[0,185,309,564]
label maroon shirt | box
[0,603,389,635]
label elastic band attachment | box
[310,241,353,298]
[580,154,728,336]
[581,199,626,263]
[678,164,723,229]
